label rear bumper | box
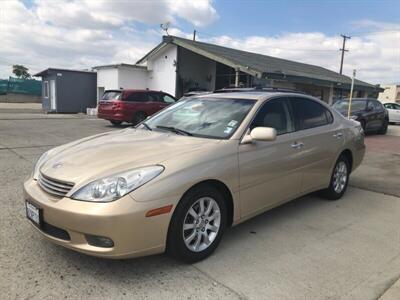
[23,178,172,259]
[97,112,127,122]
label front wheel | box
[167,185,227,263]
[319,155,350,200]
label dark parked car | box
[97,89,176,125]
[332,98,388,134]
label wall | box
[0,93,41,103]
[147,44,177,95]
[118,66,147,90]
[178,48,216,95]
[96,68,119,100]
[55,70,97,113]
[378,84,400,103]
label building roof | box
[137,36,381,92]
[34,68,95,77]
[93,63,147,70]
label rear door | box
[123,91,148,118]
[238,97,303,218]
[288,97,342,193]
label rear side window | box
[102,91,121,100]
[124,92,146,102]
[290,98,333,130]
[146,93,162,102]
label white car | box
[383,103,400,124]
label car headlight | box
[33,151,50,180]
[350,115,359,120]
[71,166,164,202]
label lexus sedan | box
[332,98,389,134]
[24,91,365,262]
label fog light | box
[85,234,114,248]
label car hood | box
[40,128,221,184]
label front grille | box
[38,173,74,197]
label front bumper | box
[23,178,173,259]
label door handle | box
[333,132,343,139]
[291,142,304,149]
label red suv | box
[97,89,176,125]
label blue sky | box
[178,0,400,36]
[2,0,399,83]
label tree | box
[12,65,31,79]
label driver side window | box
[250,98,294,135]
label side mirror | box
[241,127,277,144]
[366,106,373,112]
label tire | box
[378,119,388,135]
[131,112,147,126]
[319,154,350,201]
[110,120,122,126]
[167,185,227,263]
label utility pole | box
[193,30,196,41]
[339,34,351,74]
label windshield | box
[333,100,366,112]
[102,91,122,100]
[143,97,255,139]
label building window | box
[43,81,49,98]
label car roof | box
[104,89,168,93]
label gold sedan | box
[24,92,365,262]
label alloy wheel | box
[182,197,221,252]
[333,161,347,193]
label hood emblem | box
[52,162,63,169]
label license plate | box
[26,201,42,227]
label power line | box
[339,34,351,74]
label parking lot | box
[1,109,400,300]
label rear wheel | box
[378,119,388,134]
[167,185,227,263]
[132,112,147,126]
[319,155,350,200]
[110,120,122,126]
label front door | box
[238,98,303,219]
[50,80,56,110]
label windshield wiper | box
[141,122,152,131]
[156,125,192,136]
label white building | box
[93,64,147,100]
[378,84,400,103]
[94,36,381,103]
